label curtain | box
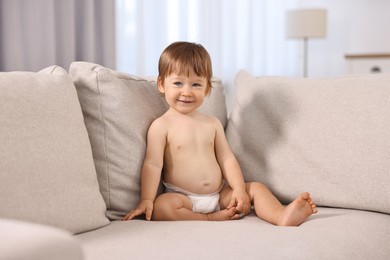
[0,0,115,72]
[116,0,299,108]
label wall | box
[293,0,390,77]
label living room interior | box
[1,0,389,111]
[1,1,389,260]
[1,0,389,75]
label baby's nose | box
[181,86,193,96]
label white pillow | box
[226,70,390,214]
[70,62,228,220]
[0,66,109,234]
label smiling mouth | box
[178,100,193,104]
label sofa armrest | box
[0,219,83,260]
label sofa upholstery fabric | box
[2,63,389,260]
[0,219,83,260]
[226,70,390,214]
[77,207,390,260]
[0,66,109,234]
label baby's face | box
[158,72,208,114]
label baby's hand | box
[227,188,250,215]
[122,200,154,221]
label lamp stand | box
[303,37,308,77]
[286,9,327,78]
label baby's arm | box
[213,118,250,214]
[123,119,167,221]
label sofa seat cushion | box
[77,207,390,260]
[0,66,109,234]
[0,218,83,260]
[226,70,390,214]
[69,62,227,220]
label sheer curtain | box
[116,0,299,108]
[0,0,115,72]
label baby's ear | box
[157,77,165,93]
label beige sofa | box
[1,62,389,260]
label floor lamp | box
[286,9,327,77]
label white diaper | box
[163,182,222,214]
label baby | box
[123,41,317,225]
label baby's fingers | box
[231,212,246,220]
[227,197,237,209]
[145,207,153,221]
[122,210,135,221]
[236,200,250,213]
[122,208,143,221]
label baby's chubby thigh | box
[218,184,253,213]
[152,192,193,220]
[218,186,234,210]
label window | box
[116,0,298,107]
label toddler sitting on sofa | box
[123,41,317,225]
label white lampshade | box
[286,9,327,39]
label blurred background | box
[1,0,389,106]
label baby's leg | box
[277,192,318,226]
[152,192,239,221]
[246,182,317,226]
[220,182,317,226]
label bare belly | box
[163,156,223,194]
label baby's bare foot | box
[278,192,317,226]
[207,207,239,221]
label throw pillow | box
[226,70,390,214]
[0,66,109,234]
[69,62,227,220]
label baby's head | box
[158,41,213,96]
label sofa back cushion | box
[69,62,227,220]
[0,66,109,234]
[226,70,390,214]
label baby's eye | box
[174,82,183,87]
[192,83,202,87]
